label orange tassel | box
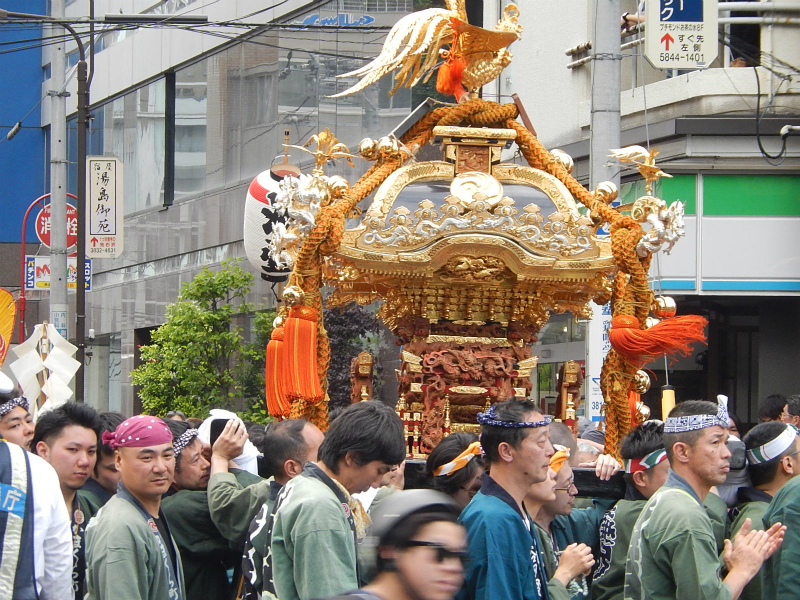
[283,305,324,402]
[436,26,466,99]
[436,54,466,99]
[266,327,290,418]
[628,390,640,419]
[609,314,708,363]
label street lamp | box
[0,8,90,402]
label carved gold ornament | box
[330,1,522,100]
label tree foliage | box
[324,303,382,410]
[131,260,273,419]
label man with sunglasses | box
[323,489,467,600]
[732,422,799,600]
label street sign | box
[35,203,78,250]
[24,256,91,291]
[645,0,718,70]
[87,156,124,258]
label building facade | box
[492,0,800,422]
[7,0,798,422]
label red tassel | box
[283,305,324,402]
[266,327,290,418]
[609,314,708,363]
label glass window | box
[173,0,414,198]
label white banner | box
[585,301,612,422]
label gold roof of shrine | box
[325,126,615,329]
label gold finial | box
[289,129,355,176]
[608,145,673,196]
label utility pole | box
[48,0,69,338]
[586,0,622,424]
[590,0,622,189]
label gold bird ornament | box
[331,0,522,102]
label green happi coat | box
[532,521,571,600]
[729,488,770,600]
[73,490,102,598]
[206,468,268,548]
[85,485,186,600]
[266,463,359,600]
[163,469,265,600]
[623,470,731,600]
[593,490,726,600]
[761,475,800,600]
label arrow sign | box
[644,0,718,70]
[90,237,99,247]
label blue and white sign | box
[25,256,91,291]
[645,0,718,70]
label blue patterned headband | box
[663,395,729,434]
[477,404,552,428]
[0,397,29,418]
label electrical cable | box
[753,66,789,165]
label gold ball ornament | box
[645,317,661,329]
[327,175,349,199]
[358,138,379,161]
[282,286,305,307]
[636,401,651,421]
[634,370,651,394]
[377,136,399,158]
[652,296,677,319]
[550,149,575,174]
[594,181,618,204]
[273,314,286,328]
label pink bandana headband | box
[102,415,173,449]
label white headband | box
[747,426,797,465]
[664,395,729,434]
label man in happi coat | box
[264,402,406,600]
[624,398,785,600]
[85,415,186,600]
[457,399,554,600]
[0,435,73,599]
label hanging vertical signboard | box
[86,156,124,258]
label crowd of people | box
[2,373,800,600]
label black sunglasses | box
[404,541,469,565]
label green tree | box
[131,260,272,418]
[324,303,382,410]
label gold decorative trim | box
[448,386,490,394]
[433,126,517,141]
[450,423,481,434]
[402,351,422,364]
[426,335,512,347]
[517,356,540,369]
[409,382,423,392]
[513,387,527,397]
